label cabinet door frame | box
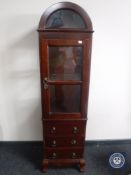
[40,39,90,119]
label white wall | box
[0,0,131,141]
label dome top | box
[38,2,93,32]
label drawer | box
[45,136,84,147]
[43,120,86,136]
[44,147,84,159]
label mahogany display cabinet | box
[37,1,93,172]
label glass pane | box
[50,85,81,113]
[46,9,86,29]
[49,46,83,80]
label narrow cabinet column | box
[38,2,93,172]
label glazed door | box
[41,39,89,118]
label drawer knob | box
[52,152,57,159]
[72,152,77,158]
[73,126,78,134]
[52,140,57,147]
[51,126,56,133]
[71,139,77,145]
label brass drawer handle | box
[52,152,57,159]
[50,126,56,133]
[71,139,77,145]
[73,126,79,134]
[51,140,57,147]
[72,152,77,159]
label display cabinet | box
[37,2,93,172]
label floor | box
[0,141,131,175]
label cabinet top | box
[38,2,93,33]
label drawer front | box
[45,136,84,147]
[44,147,84,159]
[43,120,86,136]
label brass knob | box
[52,152,57,159]
[73,126,78,134]
[71,139,77,145]
[52,140,56,147]
[51,126,56,133]
[72,152,76,158]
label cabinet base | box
[42,158,86,172]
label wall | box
[0,0,131,141]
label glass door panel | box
[43,39,85,115]
[49,46,83,80]
[49,85,81,113]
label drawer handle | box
[50,126,56,133]
[72,152,77,159]
[73,126,78,134]
[52,140,57,147]
[52,152,57,159]
[71,139,77,145]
